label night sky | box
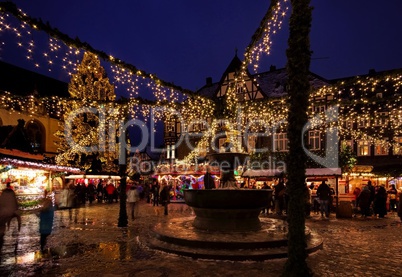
[2,0,402,93]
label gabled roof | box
[197,65,330,99]
[256,68,329,98]
[330,67,402,84]
[219,54,243,82]
[0,61,69,97]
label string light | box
[1,1,402,175]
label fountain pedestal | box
[184,189,272,231]
[149,152,323,260]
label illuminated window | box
[273,133,289,152]
[393,137,402,155]
[247,135,256,153]
[341,140,353,152]
[308,131,321,150]
[188,121,206,133]
[165,121,175,133]
[357,140,370,156]
[374,141,388,156]
[166,145,170,159]
[171,145,175,159]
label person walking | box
[316,181,331,218]
[274,179,286,215]
[374,185,387,218]
[96,180,104,203]
[38,190,54,252]
[357,185,371,217]
[387,184,398,212]
[367,180,375,210]
[105,183,116,203]
[87,181,96,204]
[204,169,215,190]
[152,180,160,207]
[126,184,139,221]
[159,181,170,216]
[0,182,19,252]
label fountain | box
[184,152,271,232]
[149,151,323,260]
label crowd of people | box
[352,181,400,218]
[57,180,124,208]
[254,179,402,220]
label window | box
[166,145,171,159]
[344,120,353,130]
[312,105,326,113]
[357,140,370,156]
[341,140,353,152]
[358,118,370,128]
[171,144,175,159]
[165,121,175,133]
[308,131,321,150]
[247,134,256,153]
[273,133,289,152]
[394,137,402,155]
[218,138,227,152]
[188,121,206,133]
[374,140,388,156]
[26,120,45,153]
[373,112,388,127]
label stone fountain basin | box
[184,189,272,209]
[184,189,273,231]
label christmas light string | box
[1,1,402,171]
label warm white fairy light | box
[1,1,402,174]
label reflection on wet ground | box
[0,204,156,276]
[0,202,401,277]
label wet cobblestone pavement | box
[1,201,401,277]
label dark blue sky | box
[2,0,402,92]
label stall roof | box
[65,174,121,180]
[0,157,83,173]
[242,168,342,178]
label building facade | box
[162,54,402,190]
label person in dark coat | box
[316,181,331,217]
[358,186,371,217]
[387,184,398,212]
[367,180,375,208]
[38,190,54,252]
[374,185,387,218]
[87,182,96,204]
[96,181,104,203]
[204,169,215,190]
[274,179,286,215]
[159,182,170,215]
[0,182,19,252]
[152,180,160,206]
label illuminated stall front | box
[0,151,82,209]
[155,163,221,202]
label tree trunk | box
[283,0,313,276]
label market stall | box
[0,155,82,210]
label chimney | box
[270,65,277,72]
[206,77,212,86]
